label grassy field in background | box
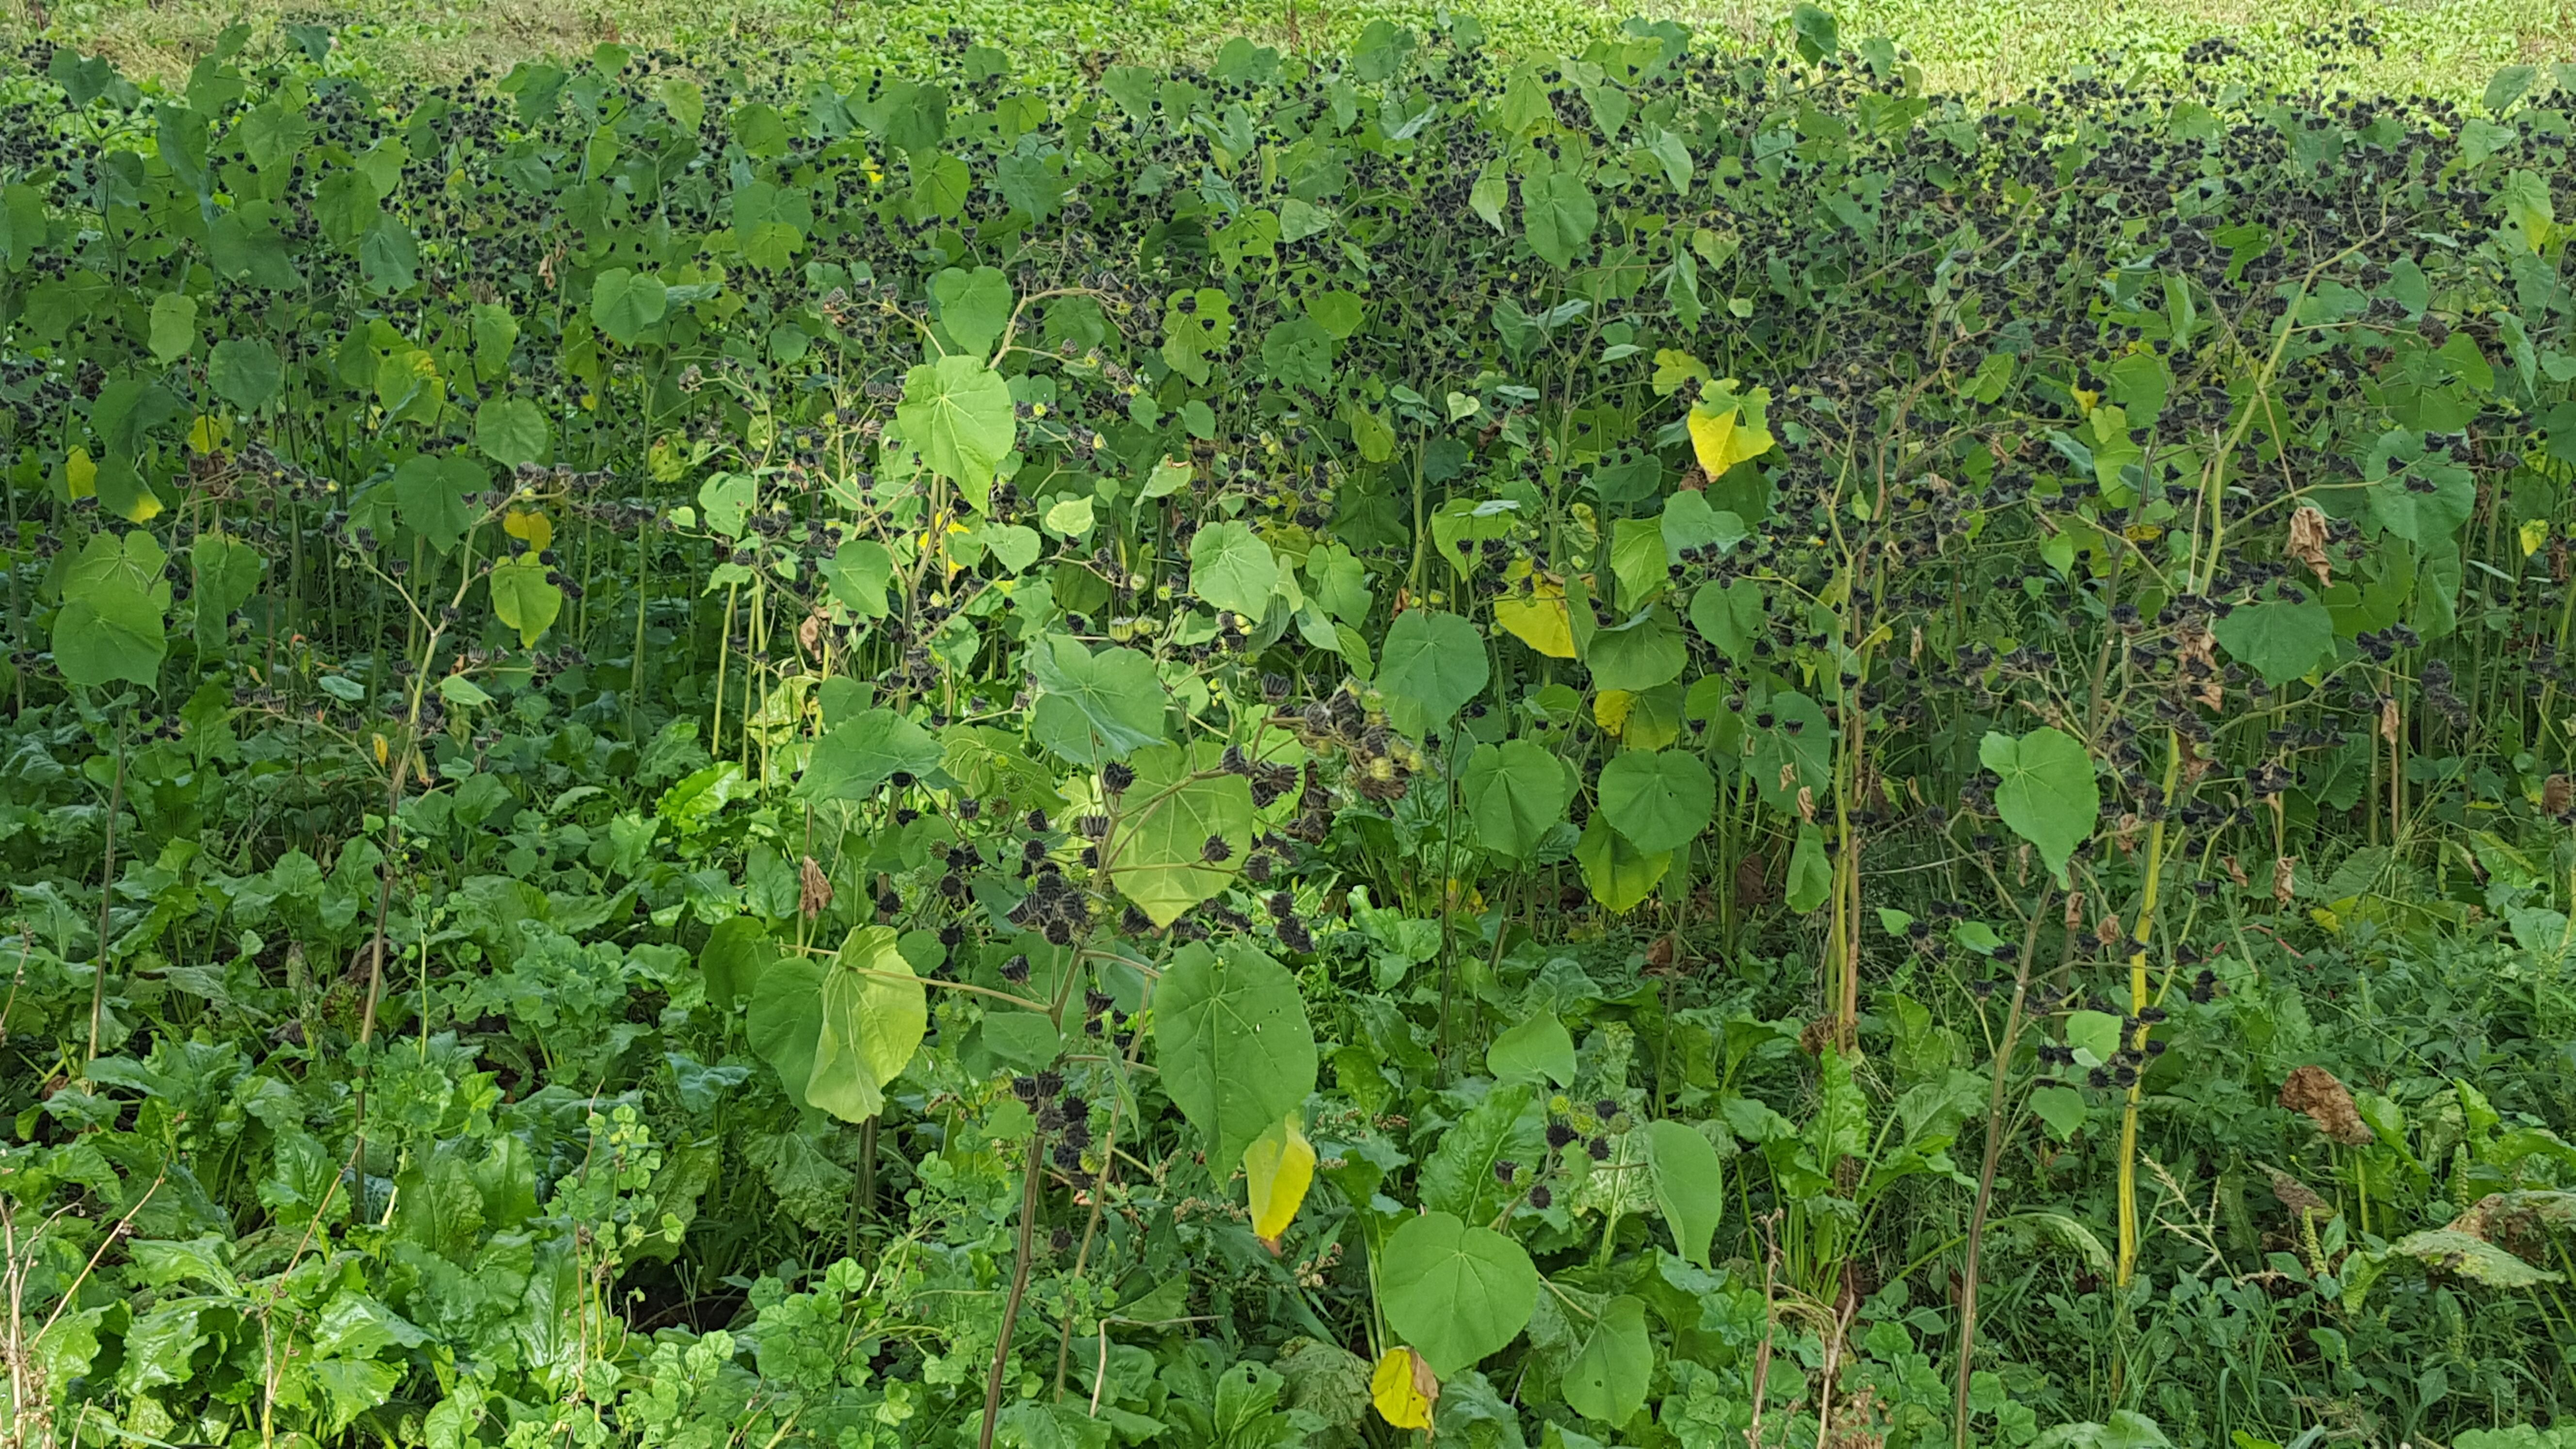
[10,0,2572,98]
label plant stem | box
[2114,731,2183,1288]
[84,718,126,1075]
[1952,884,2058,1449]
[979,1126,1048,1449]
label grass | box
[9,0,2571,100]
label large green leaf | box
[392,453,484,554]
[1030,634,1166,763]
[1979,727,2099,884]
[1461,739,1570,857]
[1188,520,1279,619]
[1642,1120,1725,1267]
[1745,691,1833,817]
[1108,742,1256,926]
[1419,1081,1546,1223]
[746,953,827,1111]
[475,397,549,467]
[1486,1013,1576,1085]
[806,927,928,1124]
[1596,749,1714,854]
[2387,1229,2564,1288]
[1561,1295,1650,1426]
[487,554,562,647]
[800,708,946,801]
[1378,609,1489,737]
[895,354,1016,495]
[1154,940,1316,1176]
[1609,518,1671,607]
[1689,578,1765,662]
[1584,609,1687,692]
[189,533,262,650]
[1658,490,1745,559]
[1521,167,1599,269]
[930,264,1012,357]
[54,531,169,689]
[699,916,774,1008]
[1259,315,1333,390]
[2367,430,2478,545]
[1786,821,1832,914]
[1575,814,1669,913]
[590,267,668,345]
[1379,1211,1539,1376]
[207,338,282,411]
[2212,598,2333,686]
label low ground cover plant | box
[1,12,2575,1448]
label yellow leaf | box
[64,448,96,500]
[648,436,688,483]
[504,508,554,552]
[1685,398,1773,475]
[1243,1111,1316,1246]
[372,733,389,767]
[1594,689,1635,735]
[2522,518,2549,557]
[2072,386,2100,414]
[188,414,229,455]
[1650,348,1710,396]
[1370,1347,1438,1430]
[1494,576,1576,658]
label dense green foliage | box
[27,0,2576,106]
[3,14,2576,1449]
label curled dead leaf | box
[800,854,833,920]
[2268,1166,2336,1221]
[2286,505,2333,587]
[2278,1064,2375,1145]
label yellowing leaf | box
[189,414,229,455]
[1651,348,1710,396]
[1685,385,1775,476]
[2072,386,2101,413]
[1242,1111,1316,1246]
[117,483,164,524]
[1370,1347,1439,1430]
[503,508,554,551]
[1594,688,1635,734]
[64,448,96,500]
[2523,518,2550,557]
[1494,576,1576,658]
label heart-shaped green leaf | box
[1154,939,1315,1176]
[1979,727,2100,885]
[1379,1210,1539,1376]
